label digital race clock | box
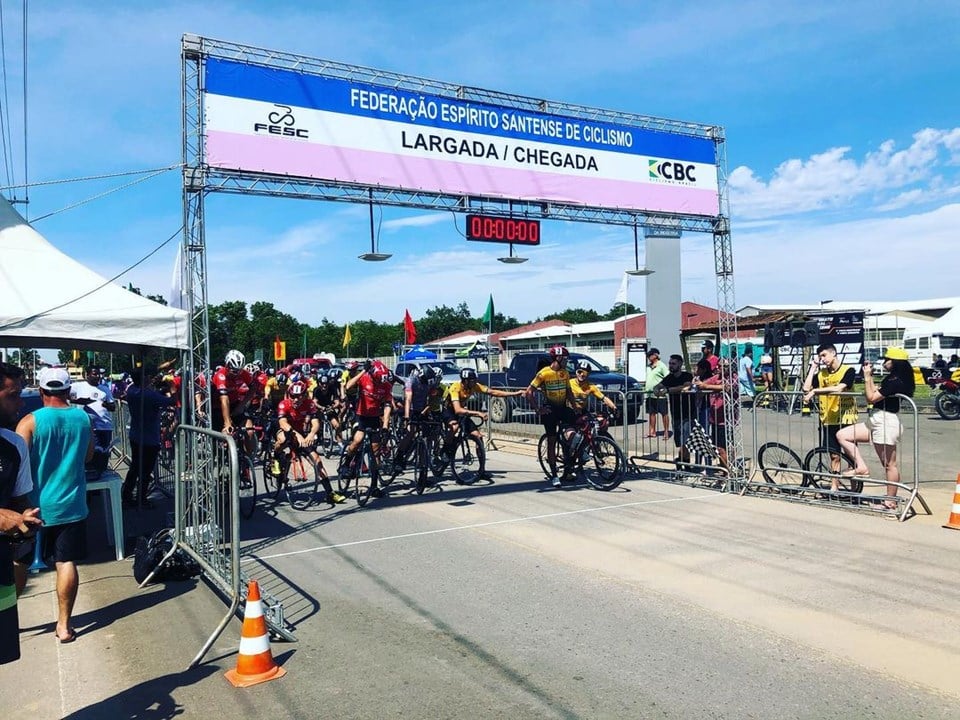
[465,214,541,245]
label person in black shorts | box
[650,355,695,466]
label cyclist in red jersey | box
[211,350,257,454]
[273,381,345,505]
[339,360,392,481]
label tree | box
[603,302,640,320]
[417,303,475,343]
[542,308,602,324]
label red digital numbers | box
[466,214,540,245]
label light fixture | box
[625,221,653,275]
[359,190,392,262]
[497,243,528,264]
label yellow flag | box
[342,324,352,348]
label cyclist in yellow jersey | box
[570,359,619,415]
[526,345,578,487]
[442,367,523,478]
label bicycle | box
[434,415,487,485]
[537,411,626,490]
[229,425,260,520]
[337,428,382,507]
[263,438,325,510]
[755,440,861,494]
[388,417,445,495]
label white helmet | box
[225,349,245,370]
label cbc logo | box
[648,159,696,183]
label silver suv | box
[393,359,462,388]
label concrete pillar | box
[643,227,682,360]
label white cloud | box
[729,128,960,219]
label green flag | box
[481,295,494,330]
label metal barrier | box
[744,390,931,521]
[622,388,736,492]
[109,399,131,471]
[141,424,295,668]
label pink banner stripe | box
[206,131,719,216]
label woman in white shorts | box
[836,348,915,510]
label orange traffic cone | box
[225,580,286,687]
[944,475,960,531]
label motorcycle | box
[924,368,960,420]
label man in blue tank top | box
[16,366,93,644]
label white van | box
[902,329,960,368]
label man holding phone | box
[802,343,858,480]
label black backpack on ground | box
[133,529,201,584]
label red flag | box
[404,309,417,344]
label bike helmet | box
[276,371,288,385]
[287,381,307,400]
[418,365,437,383]
[302,363,314,375]
[460,367,478,382]
[266,367,275,377]
[225,349,245,370]
[344,360,359,372]
[289,370,302,384]
[243,363,256,374]
[252,359,264,371]
[370,360,391,384]
[318,373,330,385]
[575,359,591,373]
[548,344,569,361]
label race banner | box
[203,58,719,217]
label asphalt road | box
[10,448,960,719]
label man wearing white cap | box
[16,367,93,644]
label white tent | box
[0,196,189,352]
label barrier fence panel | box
[745,390,931,521]
[624,388,736,492]
[110,399,131,471]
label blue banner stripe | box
[205,58,716,164]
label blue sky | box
[5,1,959,328]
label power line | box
[0,163,181,190]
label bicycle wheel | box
[354,445,378,507]
[261,456,280,502]
[756,442,803,485]
[319,417,337,458]
[286,456,320,510]
[802,447,860,493]
[238,453,257,519]
[378,432,400,485]
[414,437,429,495]
[430,437,449,478]
[583,435,625,490]
[451,436,485,485]
[536,434,552,477]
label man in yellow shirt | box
[570,360,619,416]
[802,343,858,479]
[526,345,577,487]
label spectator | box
[69,365,116,471]
[695,358,740,473]
[0,362,41,664]
[650,355,695,468]
[700,339,719,373]
[836,348,915,510]
[16,367,93,644]
[933,354,947,370]
[738,344,756,400]
[948,354,960,371]
[122,368,175,510]
[694,357,713,430]
[644,348,670,438]
[759,352,775,392]
[802,343,858,491]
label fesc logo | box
[254,104,309,139]
[648,159,696,184]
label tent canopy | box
[0,196,189,353]
[401,345,437,360]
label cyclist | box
[272,381,345,505]
[443,367,523,480]
[211,350,256,446]
[525,344,577,487]
[262,369,287,413]
[311,371,344,447]
[341,360,363,413]
[339,360,394,487]
[394,365,445,471]
[570,360,619,417]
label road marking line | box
[245,492,724,562]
